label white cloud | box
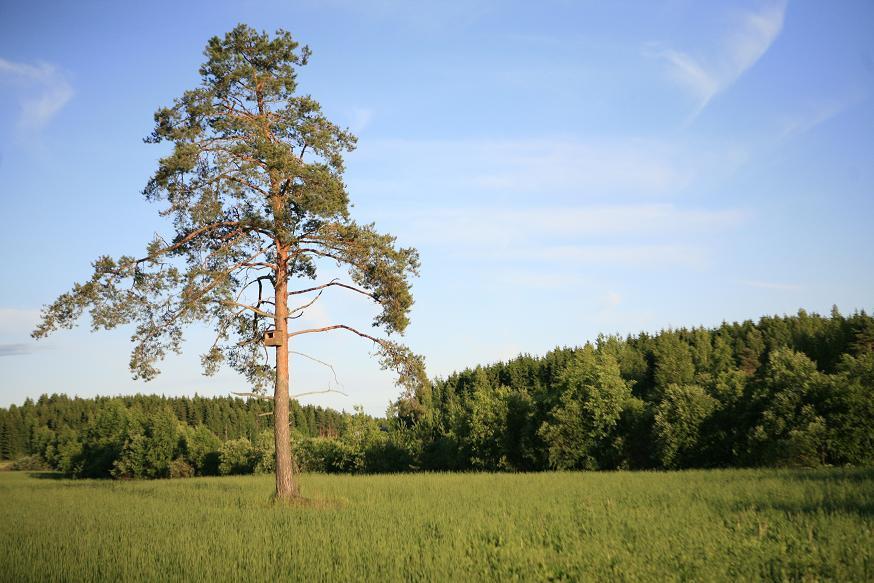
[395,204,745,249]
[0,57,73,130]
[0,308,40,336]
[0,343,38,357]
[470,139,689,195]
[777,92,867,141]
[294,301,332,329]
[348,107,374,134]
[375,203,743,278]
[648,0,787,120]
[533,244,708,269]
[354,137,695,198]
[305,0,494,31]
[604,291,623,308]
[0,308,43,357]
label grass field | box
[1,469,872,581]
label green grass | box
[1,469,872,581]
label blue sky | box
[1,0,872,414]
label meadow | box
[1,468,872,581]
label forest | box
[2,307,872,478]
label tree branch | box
[220,300,275,319]
[293,388,349,399]
[288,289,324,317]
[287,323,387,347]
[290,350,342,387]
[288,278,376,301]
[136,221,241,263]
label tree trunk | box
[273,245,299,500]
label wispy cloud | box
[777,92,867,141]
[603,291,622,308]
[0,57,73,130]
[0,309,49,357]
[303,0,494,31]
[533,244,708,269]
[381,204,743,278]
[648,0,787,121]
[354,137,695,199]
[0,308,40,335]
[469,139,689,195]
[0,343,38,357]
[395,204,745,248]
[741,280,801,291]
[348,107,374,134]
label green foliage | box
[824,352,874,465]
[653,384,718,469]
[296,437,357,473]
[652,332,695,396]
[8,455,49,471]
[218,438,257,475]
[749,349,828,467]
[181,424,222,476]
[169,458,194,479]
[253,429,276,474]
[112,408,180,479]
[465,375,512,471]
[539,349,631,470]
[77,401,134,478]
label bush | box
[218,438,257,475]
[9,455,50,471]
[111,409,180,479]
[181,425,222,476]
[169,458,194,479]
[253,430,275,474]
[296,437,358,473]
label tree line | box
[0,395,346,474]
[401,307,873,471]
[2,308,872,477]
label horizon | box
[2,0,873,414]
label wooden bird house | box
[263,330,282,347]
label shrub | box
[218,438,257,475]
[181,425,222,476]
[169,458,194,479]
[111,409,180,479]
[296,437,357,473]
[253,430,275,474]
[9,455,50,471]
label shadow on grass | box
[27,471,67,480]
[271,495,349,510]
[778,467,874,485]
[760,499,874,518]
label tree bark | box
[273,244,299,499]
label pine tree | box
[32,25,424,499]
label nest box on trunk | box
[263,330,282,347]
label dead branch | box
[221,300,275,319]
[287,323,387,348]
[290,350,342,386]
[293,387,349,399]
[287,278,376,301]
[288,289,324,317]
